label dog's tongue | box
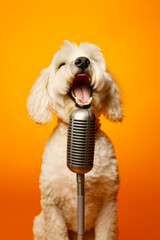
[73,85,90,104]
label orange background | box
[1,0,160,239]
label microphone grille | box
[67,109,96,174]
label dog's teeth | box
[71,89,75,98]
[88,97,92,104]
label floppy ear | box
[105,74,123,122]
[27,67,52,125]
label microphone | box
[67,107,96,240]
[67,108,96,174]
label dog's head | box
[27,41,123,124]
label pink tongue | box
[73,85,90,103]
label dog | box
[27,40,123,240]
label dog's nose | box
[75,57,90,70]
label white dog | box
[27,40,123,240]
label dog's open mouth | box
[70,74,92,106]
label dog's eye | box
[58,63,65,69]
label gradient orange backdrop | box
[1,0,160,239]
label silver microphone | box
[67,108,96,174]
[67,107,96,240]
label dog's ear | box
[27,67,53,125]
[104,73,123,122]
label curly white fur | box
[27,40,123,240]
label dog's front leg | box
[33,205,69,240]
[95,199,118,240]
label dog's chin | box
[68,73,92,107]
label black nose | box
[75,57,90,70]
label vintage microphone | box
[67,104,96,240]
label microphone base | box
[77,174,85,240]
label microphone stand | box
[77,173,85,240]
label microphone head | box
[67,108,96,174]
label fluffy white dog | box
[27,40,123,240]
